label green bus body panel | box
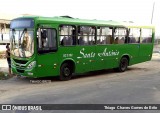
[10,16,155,78]
[36,53,59,77]
[139,44,153,62]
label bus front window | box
[10,29,34,57]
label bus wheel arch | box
[59,60,75,81]
[115,55,130,72]
[123,55,130,65]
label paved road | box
[0,54,160,113]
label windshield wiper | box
[18,28,27,57]
[19,28,27,46]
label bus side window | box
[119,37,125,44]
[97,27,112,45]
[78,26,95,45]
[128,28,140,44]
[59,25,75,46]
[124,29,129,43]
[114,28,126,44]
[61,36,73,45]
[41,30,47,47]
[114,37,119,44]
[106,35,112,44]
[78,36,84,45]
[141,28,152,43]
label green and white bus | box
[10,16,155,80]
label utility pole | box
[151,2,155,24]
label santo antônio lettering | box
[98,48,119,57]
[77,48,119,59]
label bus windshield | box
[10,29,34,58]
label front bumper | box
[11,58,37,77]
[11,65,36,77]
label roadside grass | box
[0,71,10,80]
[0,51,10,80]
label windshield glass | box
[10,29,34,57]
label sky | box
[0,0,160,36]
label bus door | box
[139,28,153,62]
[127,28,141,64]
[36,25,59,77]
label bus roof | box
[13,16,155,28]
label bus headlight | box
[27,61,36,69]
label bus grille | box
[13,59,28,64]
[16,69,24,73]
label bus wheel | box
[60,63,72,81]
[115,57,128,72]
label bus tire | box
[59,63,72,81]
[115,57,128,72]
